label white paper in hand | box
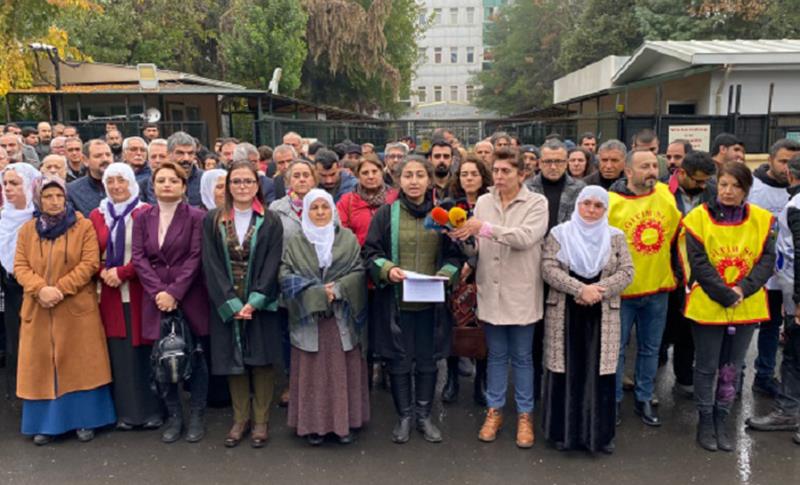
[402,271,448,303]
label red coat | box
[337,188,398,245]
[89,205,151,346]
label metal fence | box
[10,120,209,146]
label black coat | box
[362,199,465,361]
[202,208,284,375]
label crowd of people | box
[0,120,798,456]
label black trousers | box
[662,289,694,385]
[692,324,756,414]
[776,318,800,415]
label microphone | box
[448,206,467,228]
[431,206,450,227]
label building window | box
[450,86,459,102]
[417,87,427,103]
[449,8,458,25]
[418,12,427,25]
[433,8,442,25]
[434,47,442,64]
[434,86,442,102]
[418,47,427,63]
[466,7,475,24]
[466,47,475,63]
[450,47,458,64]
[466,85,475,102]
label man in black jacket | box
[585,139,626,189]
[747,152,800,445]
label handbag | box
[150,309,196,396]
[449,276,486,359]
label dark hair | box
[219,137,239,150]
[218,160,264,224]
[711,133,743,156]
[203,153,220,168]
[355,154,384,175]
[717,161,753,195]
[308,141,326,156]
[152,161,188,186]
[4,122,19,133]
[493,147,525,172]
[545,132,562,142]
[143,122,159,130]
[394,155,434,184]
[681,150,716,177]
[22,127,37,137]
[669,139,693,155]
[769,138,800,158]
[787,152,800,180]
[257,145,273,162]
[579,132,596,144]
[632,128,658,146]
[427,139,453,157]
[567,147,596,177]
[314,148,340,170]
[449,154,491,200]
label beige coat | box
[541,233,634,375]
[474,185,549,325]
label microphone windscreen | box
[448,206,468,228]
[431,206,450,226]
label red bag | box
[449,280,486,359]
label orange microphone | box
[431,206,451,227]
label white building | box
[411,1,485,108]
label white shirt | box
[234,208,253,245]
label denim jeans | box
[754,290,783,382]
[616,292,669,403]
[484,323,534,413]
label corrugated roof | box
[613,39,800,84]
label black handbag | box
[151,310,196,396]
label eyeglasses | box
[231,178,257,187]
[540,159,567,166]
[431,153,452,160]
[386,154,404,160]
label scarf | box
[398,189,433,219]
[356,183,387,208]
[549,185,623,279]
[99,163,143,267]
[0,164,41,273]
[288,189,304,218]
[34,177,77,240]
[200,168,227,210]
[301,188,336,269]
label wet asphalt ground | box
[0,341,797,485]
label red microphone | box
[431,206,450,227]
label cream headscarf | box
[200,168,227,210]
[301,188,336,269]
[0,163,42,273]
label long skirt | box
[288,316,370,438]
[21,385,116,435]
[542,274,616,452]
[107,303,163,426]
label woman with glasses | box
[203,161,284,448]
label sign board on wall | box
[787,132,800,142]
[668,124,711,152]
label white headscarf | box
[98,162,142,229]
[0,163,42,273]
[301,188,336,269]
[201,169,228,210]
[549,185,623,279]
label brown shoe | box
[224,421,250,448]
[516,412,534,448]
[478,408,503,442]
[251,423,269,448]
[279,387,290,408]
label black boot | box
[714,407,733,452]
[415,371,442,443]
[390,373,413,444]
[442,357,460,404]
[185,408,205,443]
[473,358,487,407]
[697,411,717,452]
[161,403,183,444]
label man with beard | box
[270,144,297,199]
[218,137,239,168]
[123,136,150,182]
[314,148,356,202]
[106,129,124,163]
[711,133,745,172]
[608,149,681,427]
[36,121,52,159]
[383,142,407,186]
[67,139,113,216]
[139,132,204,206]
[3,126,39,166]
[142,123,160,143]
[661,151,716,398]
[0,133,23,164]
[665,139,692,173]
[428,139,454,202]
[585,139,627,189]
[64,136,86,182]
[747,139,800,398]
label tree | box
[299,0,423,116]
[0,0,92,98]
[557,0,643,74]
[474,0,579,115]
[218,0,307,92]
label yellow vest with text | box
[608,183,681,298]
[682,204,773,325]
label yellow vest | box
[682,203,773,325]
[608,183,682,298]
